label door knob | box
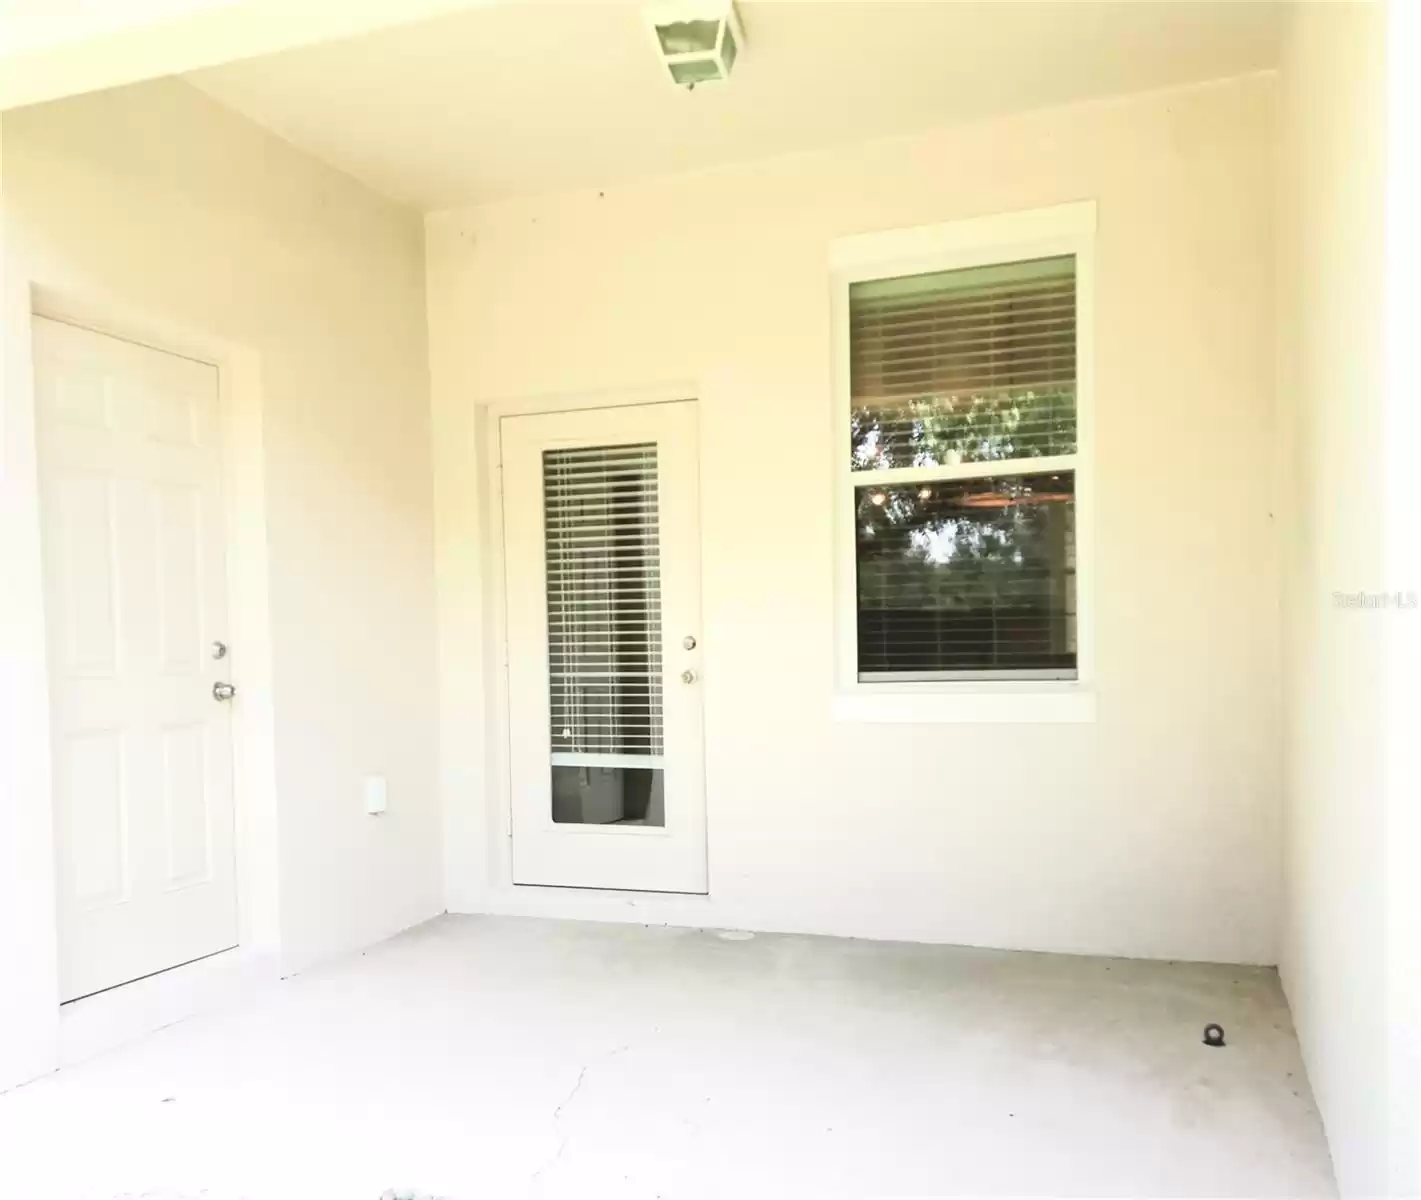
[681,669,698,685]
[212,681,237,702]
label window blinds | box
[543,444,664,764]
[848,252,1080,681]
[854,473,1077,679]
[849,255,1077,469]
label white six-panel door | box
[34,317,239,1002]
[502,402,706,893]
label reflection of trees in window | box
[849,254,1078,471]
[855,472,1075,676]
[841,250,1074,685]
[850,386,1077,470]
[847,253,1080,680]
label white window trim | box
[830,200,1098,724]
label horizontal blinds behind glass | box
[543,444,664,761]
[850,255,1077,469]
[854,472,1077,679]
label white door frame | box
[481,383,716,901]
[21,285,281,1031]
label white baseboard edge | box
[59,947,281,1069]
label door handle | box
[681,669,698,685]
[212,681,237,702]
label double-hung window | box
[832,202,1095,719]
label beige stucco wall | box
[0,77,441,1088]
[427,73,1282,964]
[1278,2,1418,1195]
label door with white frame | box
[502,401,706,893]
[34,316,239,1002]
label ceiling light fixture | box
[644,0,745,89]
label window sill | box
[831,687,1096,725]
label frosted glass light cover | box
[668,57,725,86]
[645,2,744,87]
[655,18,719,54]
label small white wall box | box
[365,775,388,815]
[645,1,745,87]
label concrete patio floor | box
[0,915,1336,1199]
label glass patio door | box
[501,401,706,893]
